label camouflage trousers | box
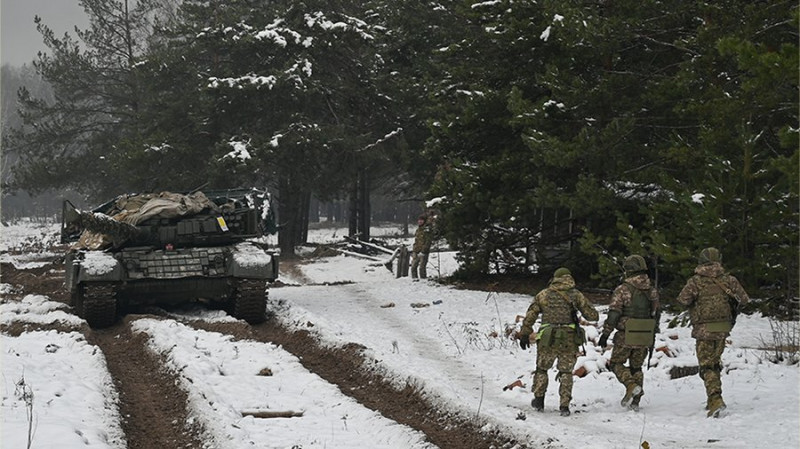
[533,342,577,408]
[411,252,428,279]
[696,339,726,399]
[608,333,648,396]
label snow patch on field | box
[0,294,82,326]
[1,331,125,449]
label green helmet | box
[623,255,647,274]
[699,247,722,265]
[553,267,571,278]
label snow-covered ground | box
[2,220,798,448]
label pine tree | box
[5,0,161,199]
[143,0,396,254]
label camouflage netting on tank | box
[76,191,219,250]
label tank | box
[61,188,279,328]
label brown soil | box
[0,320,84,336]
[1,260,70,302]
[85,316,207,449]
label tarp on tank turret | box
[115,191,218,225]
[71,191,218,250]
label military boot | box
[707,394,726,418]
[559,406,571,417]
[620,383,642,407]
[530,396,544,412]
[629,387,644,411]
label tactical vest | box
[539,289,576,325]
[691,275,733,324]
[622,283,652,319]
[537,288,584,347]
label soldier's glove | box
[598,333,609,348]
[518,333,531,350]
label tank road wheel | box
[230,279,267,324]
[75,283,118,328]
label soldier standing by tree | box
[518,268,599,416]
[410,214,434,280]
[598,255,661,411]
[676,247,749,418]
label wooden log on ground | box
[334,248,385,261]
[343,236,395,254]
[241,410,305,419]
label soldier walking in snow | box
[676,247,749,418]
[598,255,661,411]
[410,214,434,280]
[518,268,599,416]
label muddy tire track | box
[85,317,207,449]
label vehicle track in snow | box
[5,256,532,449]
[85,317,208,449]
[187,316,531,449]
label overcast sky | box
[1,0,88,66]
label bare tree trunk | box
[358,169,370,241]
[309,196,319,223]
[277,175,300,257]
[348,178,358,237]
[299,191,310,244]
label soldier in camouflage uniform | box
[676,247,749,418]
[411,214,434,280]
[598,255,660,411]
[518,267,599,416]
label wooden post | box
[397,245,410,278]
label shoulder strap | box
[550,288,577,310]
[710,276,738,300]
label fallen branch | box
[333,248,385,261]
[241,410,305,419]
[343,236,395,254]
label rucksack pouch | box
[624,318,656,346]
[573,325,586,345]
[536,325,553,346]
[704,321,733,333]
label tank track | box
[76,283,118,328]
[230,278,267,324]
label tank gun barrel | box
[64,201,147,248]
